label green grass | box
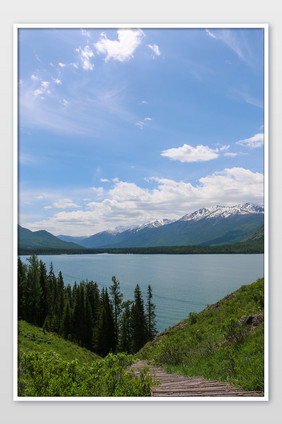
[18,320,100,365]
[139,278,264,392]
[18,321,154,397]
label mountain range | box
[19,203,264,251]
[57,203,263,249]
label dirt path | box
[130,360,264,397]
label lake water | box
[20,254,264,333]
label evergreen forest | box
[18,255,157,357]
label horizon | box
[20,201,264,238]
[18,27,265,236]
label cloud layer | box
[21,167,263,236]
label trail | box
[130,360,264,397]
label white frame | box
[13,23,269,402]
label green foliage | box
[19,257,157,357]
[18,352,153,397]
[139,278,264,391]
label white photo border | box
[13,23,269,402]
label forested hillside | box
[18,256,157,356]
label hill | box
[18,225,84,250]
[18,320,100,364]
[138,278,264,392]
[78,203,264,248]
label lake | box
[20,254,264,333]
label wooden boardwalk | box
[130,360,264,397]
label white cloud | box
[206,29,217,39]
[35,195,44,200]
[53,198,81,209]
[95,29,144,62]
[54,78,62,85]
[141,100,148,104]
[100,178,110,182]
[58,62,66,68]
[224,152,239,157]
[33,89,43,96]
[236,133,264,148]
[76,45,94,70]
[31,74,39,80]
[136,117,152,129]
[147,43,161,56]
[161,144,219,162]
[81,29,91,38]
[61,99,69,106]
[90,187,104,199]
[24,167,263,236]
[41,81,49,88]
[44,206,52,210]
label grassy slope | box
[18,320,100,365]
[138,278,264,391]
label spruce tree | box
[131,284,147,352]
[146,284,157,341]
[109,276,123,349]
[98,288,116,356]
[119,300,133,353]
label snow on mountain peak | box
[179,203,263,222]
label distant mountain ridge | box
[72,203,264,249]
[18,226,84,250]
[19,203,264,251]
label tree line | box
[18,255,157,356]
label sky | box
[18,26,265,237]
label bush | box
[18,351,154,397]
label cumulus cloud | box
[161,144,219,162]
[24,167,263,236]
[236,133,264,148]
[100,178,110,182]
[147,43,161,56]
[76,45,94,70]
[95,29,144,62]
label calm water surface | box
[21,254,263,332]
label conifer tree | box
[98,288,116,356]
[119,300,133,353]
[109,276,123,349]
[26,255,42,325]
[131,284,147,352]
[60,301,72,340]
[146,284,157,341]
[18,257,28,320]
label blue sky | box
[18,27,265,236]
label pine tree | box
[98,288,116,356]
[18,257,28,320]
[131,284,147,352]
[146,284,157,341]
[119,300,133,353]
[26,255,42,326]
[109,276,123,350]
[60,301,72,340]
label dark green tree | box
[131,284,147,352]
[60,301,72,340]
[118,300,133,353]
[109,276,123,349]
[98,288,116,356]
[18,257,28,320]
[146,284,157,341]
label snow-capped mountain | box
[180,203,264,222]
[77,203,264,249]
